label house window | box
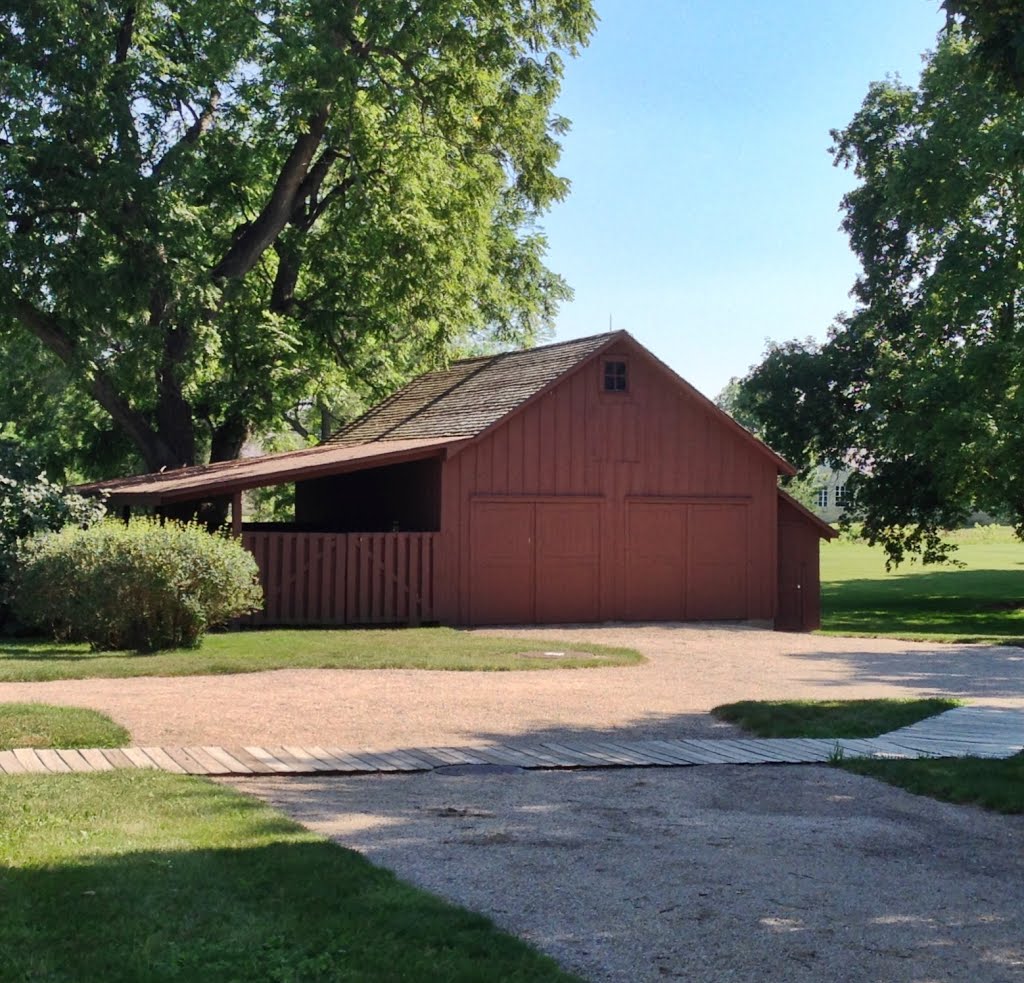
[835,484,849,507]
[816,487,829,509]
[603,360,628,392]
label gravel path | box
[228,765,1024,983]
[1,624,1022,747]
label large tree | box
[942,0,1024,92]
[0,0,593,477]
[734,31,1024,565]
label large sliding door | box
[623,500,749,621]
[469,499,601,625]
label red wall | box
[435,341,781,625]
[776,497,825,630]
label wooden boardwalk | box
[1,707,1021,778]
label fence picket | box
[239,531,436,628]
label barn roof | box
[77,437,461,505]
[328,332,615,445]
[79,330,796,505]
[778,488,838,539]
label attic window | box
[603,360,628,392]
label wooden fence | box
[240,531,437,626]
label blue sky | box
[544,0,947,400]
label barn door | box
[469,499,601,625]
[535,502,601,623]
[686,504,749,620]
[624,503,687,620]
[776,559,806,631]
[469,502,534,624]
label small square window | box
[816,487,829,508]
[603,360,628,392]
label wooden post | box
[231,491,242,538]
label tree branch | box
[11,295,176,470]
[282,408,311,440]
[211,107,330,281]
[151,91,220,181]
[115,6,136,64]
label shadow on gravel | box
[460,710,745,748]
[789,646,1024,700]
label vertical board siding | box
[446,339,782,625]
[240,532,436,627]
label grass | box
[714,697,1023,815]
[0,627,644,682]
[0,703,130,750]
[710,698,960,738]
[821,525,1024,643]
[839,753,1024,814]
[0,770,580,982]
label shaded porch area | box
[79,438,462,627]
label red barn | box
[86,331,834,629]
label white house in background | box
[812,466,852,523]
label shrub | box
[0,440,107,617]
[13,518,263,651]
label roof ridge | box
[448,331,619,368]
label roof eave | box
[91,440,465,507]
[777,487,838,539]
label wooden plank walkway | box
[1,707,1021,778]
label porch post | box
[231,491,242,537]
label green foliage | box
[0,628,643,681]
[711,698,960,739]
[943,0,1024,93]
[734,32,1024,566]
[0,438,107,611]
[714,377,763,434]
[13,518,263,651]
[0,1,594,478]
[0,771,581,981]
[0,702,130,750]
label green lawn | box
[0,627,643,682]
[840,753,1024,814]
[710,698,959,739]
[0,771,579,982]
[821,525,1024,643]
[713,697,1024,814]
[0,703,130,750]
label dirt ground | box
[0,623,1021,748]
[226,764,1024,983]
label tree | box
[0,1,594,479]
[714,378,762,434]
[943,0,1024,92]
[734,32,1024,565]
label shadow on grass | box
[822,568,1024,639]
[0,643,104,660]
[1,785,575,983]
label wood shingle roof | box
[327,332,615,445]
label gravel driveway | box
[228,765,1024,983]
[1,623,1022,747]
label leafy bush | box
[14,518,263,651]
[0,440,107,612]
